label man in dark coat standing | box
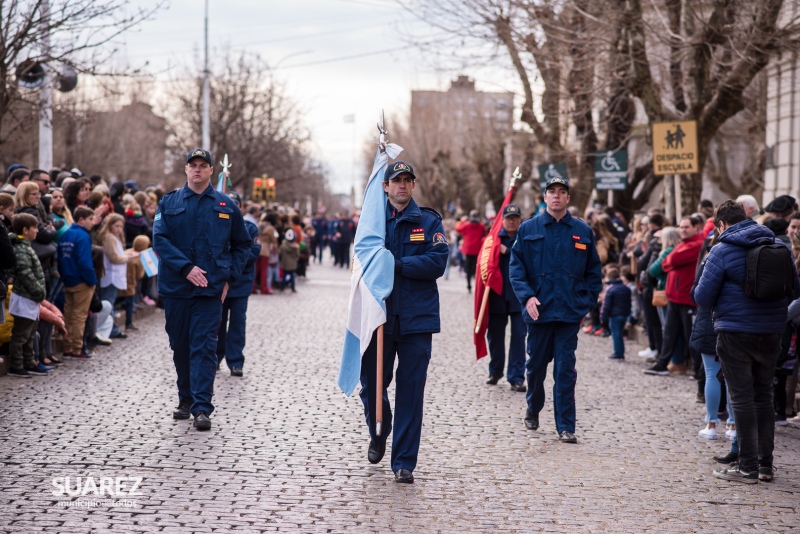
[695,200,800,484]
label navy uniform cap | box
[502,204,522,218]
[187,148,213,165]
[227,191,242,206]
[384,160,416,182]
[544,176,569,192]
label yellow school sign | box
[652,120,698,175]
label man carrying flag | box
[484,204,526,392]
[338,148,448,483]
[473,172,522,386]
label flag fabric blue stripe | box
[337,145,402,395]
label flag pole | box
[375,110,388,437]
[473,167,522,335]
[475,287,491,334]
[376,325,384,436]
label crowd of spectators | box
[0,163,355,376]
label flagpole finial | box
[377,109,388,153]
[510,166,521,189]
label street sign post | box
[652,120,698,176]
[594,149,628,191]
[537,162,569,192]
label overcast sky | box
[116,0,517,194]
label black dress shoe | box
[713,451,739,464]
[109,331,128,339]
[510,382,527,392]
[368,440,386,464]
[230,367,243,377]
[524,410,539,430]
[486,374,502,385]
[559,431,578,443]
[173,402,191,420]
[394,469,414,483]
[193,411,211,430]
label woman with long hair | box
[96,213,133,341]
[48,188,72,242]
[64,178,91,215]
[593,214,620,266]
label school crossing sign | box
[594,150,627,190]
[652,120,699,175]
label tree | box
[401,0,799,215]
[165,49,333,210]
[0,0,164,151]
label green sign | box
[594,150,628,191]
[537,162,569,191]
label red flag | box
[473,184,519,359]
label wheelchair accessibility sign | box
[594,150,628,191]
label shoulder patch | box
[433,232,447,246]
[420,206,443,220]
[154,212,162,221]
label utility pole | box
[202,0,210,150]
[39,0,53,170]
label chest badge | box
[410,233,425,242]
[572,235,580,240]
[574,242,586,250]
[219,213,230,219]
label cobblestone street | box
[1,261,799,533]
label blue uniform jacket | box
[509,210,603,324]
[694,218,800,335]
[488,227,522,314]
[385,198,448,335]
[153,183,252,299]
[600,279,632,323]
[57,224,98,287]
[227,219,261,298]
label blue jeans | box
[99,284,121,337]
[701,354,721,423]
[609,316,626,357]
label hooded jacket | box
[694,219,800,334]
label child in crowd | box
[620,264,641,326]
[120,235,149,332]
[8,213,49,377]
[279,229,300,293]
[601,266,632,360]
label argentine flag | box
[337,144,402,395]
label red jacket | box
[456,220,486,256]
[662,233,704,306]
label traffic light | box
[251,175,277,201]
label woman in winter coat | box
[255,221,278,294]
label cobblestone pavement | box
[1,261,799,533]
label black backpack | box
[744,241,795,300]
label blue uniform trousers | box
[164,297,223,415]
[217,296,248,369]
[526,321,580,433]
[359,317,432,473]
[487,311,526,383]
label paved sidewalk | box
[1,262,799,532]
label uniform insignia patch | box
[254,236,261,245]
[411,228,424,233]
[409,234,425,242]
[433,232,447,246]
[218,213,230,219]
[219,202,226,206]
[572,235,580,240]
[154,212,162,221]
[574,242,586,250]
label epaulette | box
[420,206,443,220]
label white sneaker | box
[638,348,657,358]
[698,427,717,440]
[725,429,736,440]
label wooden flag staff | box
[375,110,388,437]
